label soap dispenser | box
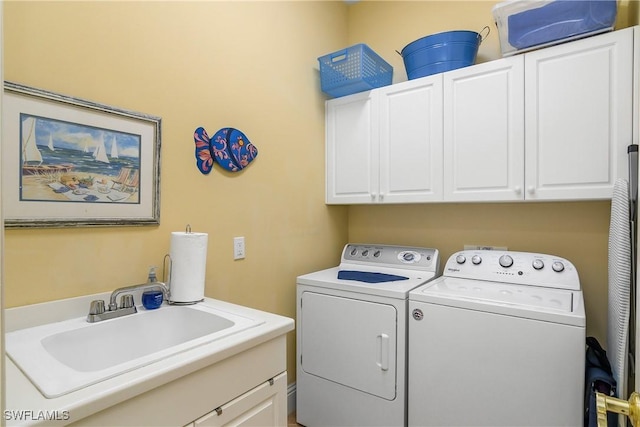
[142,267,163,310]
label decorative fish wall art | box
[194,127,258,174]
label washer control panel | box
[444,250,580,290]
[342,244,439,272]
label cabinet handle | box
[514,186,522,195]
[527,186,535,194]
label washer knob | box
[362,250,369,257]
[350,248,357,256]
[456,255,466,264]
[471,255,482,265]
[374,250,381,258]
[532,259,544,270]
[552,261,565,272]
[499,255,514,268]
[403,252,415,262]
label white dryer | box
[296,243,440,427]
[408,250,586,427]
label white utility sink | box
[6,303,264,398]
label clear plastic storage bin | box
[492,0,617,56]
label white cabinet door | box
[326,91,379,204]
[379,75,443,203]
[443,56,525,201]
[524,27,634,200]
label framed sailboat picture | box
[2,81,161,228]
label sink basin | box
[6,303,263,398]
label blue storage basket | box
[400,29,487,80]
[318,44,393,98]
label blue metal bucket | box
[400,27,489,80]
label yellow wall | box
[348,202,611,342]
[2,0,636,391]
[3,0,351,384]
[620,0,640,26]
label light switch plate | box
[234,237,245,260]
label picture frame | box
[2,81,161,228]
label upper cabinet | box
[325,26,638,204]
[326,91,379,204]
[443,55,524,202]
[378,75,443,203]
[326,75,443,204]
[524,27,634,200]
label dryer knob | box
[350,248,357,256]
[552,261,565,272]
[373,250,381,258]
[471,255,482,265]
[362,250,369,257]
[499,255,514,268]
[532,259,544,270]
[456,255,466,264]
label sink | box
[43,307,236,372]
[6,303,263,398]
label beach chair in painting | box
[112,167,131,192]
[123,169,140,193]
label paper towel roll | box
[169,231,208,303]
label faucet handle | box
[120,294,135,309]
[89,300,105,315]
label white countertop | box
[4,292,294,426]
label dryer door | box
[300,291,398,400]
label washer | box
[408,250,586,427]
[296,243,440,427]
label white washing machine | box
[408,250,586,427]
[296,243,440,427]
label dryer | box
[408,250,585,427]
[296,243,440,427]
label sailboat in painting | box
[93,134,110,164]
[110,136,119,159]
[22,117,43,166]
[47,133,55,151]
[21,117,73,175]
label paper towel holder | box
[163,250,203,306]
[163,224,207,305]
[162,253,176,304]
[162,224,191,300]
[163,253,198,305]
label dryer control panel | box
[342,244,440,273]
[444,250,580,290]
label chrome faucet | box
[87,281,170,323]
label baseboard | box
[287,382,296,415]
